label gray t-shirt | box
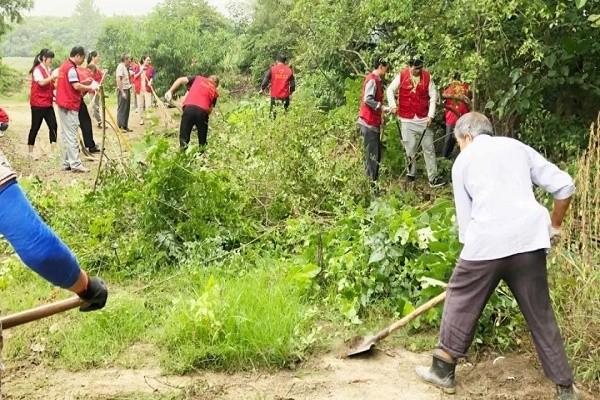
[116,63,131,89]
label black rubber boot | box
[556,384,579,400]
[415,351,456,394]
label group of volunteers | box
[358,55,579,400]
[357,55,470,187]
[0,45,580,400]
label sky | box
[27,0,231,17]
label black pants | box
[439,250,574,386]
[78,100,96,149]
[359,124,381,181]
[179,106,209,149]
[269,97,290,119]
[443,124,457,159]
[28,106,57,145]
[117,88,131,129]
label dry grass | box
[556,113,600,381]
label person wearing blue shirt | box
[415,112,579,400]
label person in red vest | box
[259,54,295,119]
[86,50,104,128]
[386,56,445,187]
[27,48,58,159]
[130,58,140,114]
[441,72,471,159]
[0,106,9,137]
[77,64,100,154]
[133,55,155,125]
[55,46,99,173]
[357,58,390,183]
[164,74,220,150]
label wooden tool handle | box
[0,297,84,330]
[375,291,447,341]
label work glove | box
[51,69,59,79]
[164,91,172,101]
[90,80,100,90]
[549,225,561,245]
[78,276,108,312]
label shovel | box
[0,296,84,330]
[347,291,446,357]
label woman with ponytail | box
[28,48,58,159]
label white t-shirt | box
[33,64,52,82]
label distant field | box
[2,57,33,73]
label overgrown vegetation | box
[0,0,599,387]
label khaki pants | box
[57,107,82,169]
[136,91,152,124]
[400,119,437,180]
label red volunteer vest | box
[55,59,84,111]
[142,66,154,93]
[30,65,55,107]
[88,67,103,96]
[443,82,470,125]
[0,107,8,123]
[270,63,293,99]
[131,62,141,93]
[358,72,384,127]
[182,76,219,113]
[398,68,431,119]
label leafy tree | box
[0,0,32,38]
[73,0,102,51]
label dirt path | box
[0,98,152,187]
[2,347,596,399]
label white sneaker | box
[71,165,90,173]
[28,153,39,160]
[140,119,144,125]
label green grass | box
[1,56,33,73]
[158,261,316,373]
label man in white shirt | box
[387,56,444,187]
[415,112,578,400]
[115,53,133,132]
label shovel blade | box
[346,335,378,357]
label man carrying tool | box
[441,72,470,159]
[415,112,579,400]
[386,55,445,187]
[164,74,220,150]
[0,147,107,311]
[55,46,99,173]
[259,55,295,119]
[357,58,390,184]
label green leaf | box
[587,14,600,23]
[575,0,587,9]
[543,54,556,69]
[368,248,386,264]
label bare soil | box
[2,347,597,399]
[0,100,597,399]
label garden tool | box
[0,296,84,330]
[346,291,446,357]
[0,297,84,397]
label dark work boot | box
[415,351,456,394]
[556,384,579,400]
